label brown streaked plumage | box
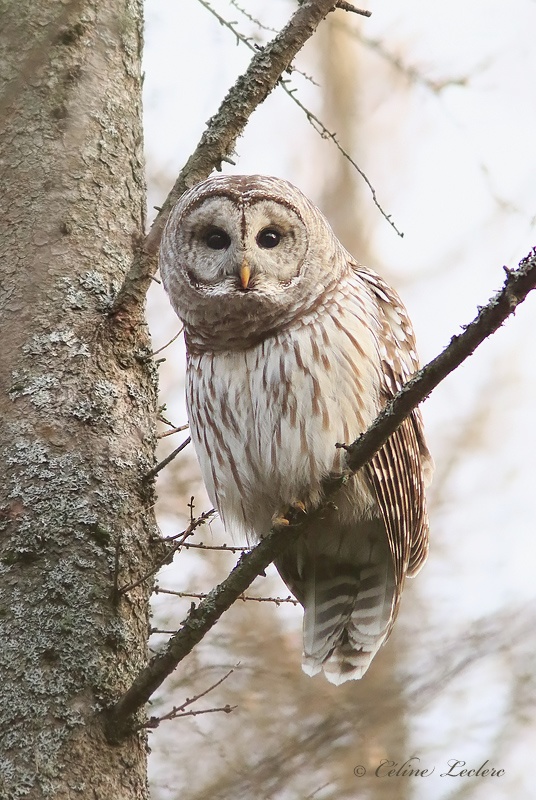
[159,174,433,684]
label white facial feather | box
[176,196,309,292]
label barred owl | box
[159,174,433,685]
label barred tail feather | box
[301,561,396,685]
[274,516,398,684]
[302,571,360,675]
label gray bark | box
[0,1,156,798]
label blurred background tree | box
[144,2,536,799]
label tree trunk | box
[0,1,156,798]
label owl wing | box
[277,264,434,683]
[355,267,433,596]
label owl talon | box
[291,500,306,514]
[272,501,306,528]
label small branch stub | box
[335,2,372,17]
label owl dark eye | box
[256,228,281,249]
[204,228,231,250]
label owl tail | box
[301,559,396,685]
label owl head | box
[159,174,348,350]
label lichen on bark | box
[0,1,156,798]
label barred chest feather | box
[186,292,383,542]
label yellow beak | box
[239,260,251,289]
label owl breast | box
[186,278,382,541]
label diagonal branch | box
[343,250,536,473]
[110,0,339,320]
[105,248,536,741]
[194,1,399,235]
[105,523,296,741]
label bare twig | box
[196,0,397,233]
[154,588,300,606]
[117,530,192,597]
[356,30,467,93]
[187,495,196,524]
[147,705,235,724]
[229,0,278,34]
[151,326,184,357]
[279,79,403,236]
[141,670,235,730]
[157,413,177,428]
[110,0,340,319]
[335,1,371,17]
[105,249,536,740]
[118,508,215,596]
[164,508,216,543]
[157,423,189,439]
[196,0,254,47]
[145,436,191,480]
[182,542,248,553]
[105,521,297,740]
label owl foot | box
[272,500,307,528]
